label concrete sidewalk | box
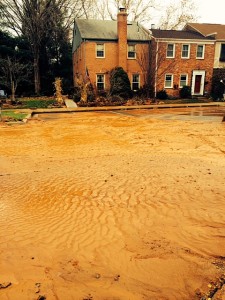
[2,102,225,116]
[64,99,78,108]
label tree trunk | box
[34,55,40,95]
[11,80,15,102]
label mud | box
[0,110,225,299]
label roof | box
[75,19,150,41]
[150,28,214,40]
[185,23,225,40]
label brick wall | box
[73,41,149,92]
[151,40,215,97]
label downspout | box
[147,38,151,98]
[154,38,159,99]
[83,38,86,80]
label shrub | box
[211,68,225,100]
[156,90,168,100]
[96,90,107,98]
[109,67,132,99]
[179,85,191,98]
[73,87,81,102]
[107,95,126,106]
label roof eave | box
[81,37,149,43]
[152,37,214,42]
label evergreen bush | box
[109,67,132,99]
[179,85,191,98]
[156,89,168,100]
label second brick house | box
[184,23,225,69]
[150,29,215,98]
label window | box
[96,74,105,90]
[196,45,205,59]
[166,44,175,58]
[164,74,173,88]
[180,74,188,87]
[182,44,190,58]
[132,74,140,90]
[96,44,104,58]
[128,44,136,58]
[220,44,225,62]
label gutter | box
[152,36,159,99]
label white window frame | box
[164,74,173,88]
[179,74,188,88]
[96,43,105,58]
[181,44,190,59]
[96,74,105,90]
[132,74,140,90]
[196,44,205,59]
[128,44,136,59]
[166,43,175,58]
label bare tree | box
[0,56,32,101]
[0,0,92,94]
[91,0,157,24]
[91,0,197,29]
[158,0,197,30]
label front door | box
[194,75,202,94]
[191,70,205,96]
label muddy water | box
[0,111,225,300]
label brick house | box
[184,23,225,69]
[72,8,150,93]
[150,29,215,98]
[184,23,225,99]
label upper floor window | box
[166,44,175,58]
[180,74,188,87]
[196,45,205,59]
[96,74,105,90]
[182,44,190,58]
[132,74,140,90]
[128,44,136,58]
[96,44,104,58]
[164,74,173,88]
[220,44,225,62]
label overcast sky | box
[149,0,224,28]
[195,0,225,24]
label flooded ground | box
[35,106,225,122]
[0,109,225,300]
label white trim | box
[127,44,136,59]
[132,74,140,90]
[96,43,105,58]
[166,43,175,58]
[96,74,105,90]
[164,74,173,88]
[191,70,205,96]
[179,74,188,88]
[181,44,190,59]
[196,44,205,59]
[156,39,214,45]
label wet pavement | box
[34,107,225,122]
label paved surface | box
[64,99,78,108]
[2,102,225,117]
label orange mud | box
[0,110,225,300]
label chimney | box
[117,8,127,70]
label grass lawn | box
[20,98,56,108]
[1,111,28,121]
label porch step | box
[194,96,210,102]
